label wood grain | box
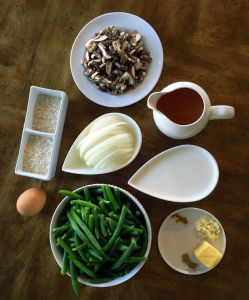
[0,0,249,299]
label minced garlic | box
[194,217,220,241]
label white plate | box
[128,145,219,202]
[62,113,142,175]
[158,208,226,275]
[70,12,163,107]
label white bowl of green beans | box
[49,184,152,292]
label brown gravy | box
[156,88,204,125]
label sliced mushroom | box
[112,28,118,36]
[85,39,94,49]
[119,29,125,36]
[93,35,108,42]
[112,40,122,53]
[99,29,106,35]
[120,53,127,65]
[83,69,91,76]
[91,51,102,60]
[99,62,106,69]
[134,60,143,70]
[91,71,99,80]
[106,61,112,75]
[98,42,112,59]
[121,40,129,52]
[86,51,90,62]
[99,87,107,92]
[119,72,132,83]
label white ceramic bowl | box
[62,113,142,175]
[49,184,152,287]
[70,12,163,107]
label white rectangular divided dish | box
[15,86,68,181]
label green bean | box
[71,209,101,250]
[52,231,64,239]
[84,207,90,225]
[70,260,80,296]
[109,256,148,262]
[115,263,128,272]
[106,237,121,258]
[98,235,108,245]
[136,210,141,218]
[99,201,109,216]
[100,214,108,237]
[139,225,148,257]
[124,202,131,209]
[72,243,88,251]
[104,269,119,278]
[111,239,136,270]
[76,209,81,216]
[106,227,112,237]
[89,278,109,284]
[74,232,89,263]
[96,196,110,205]
[116,244,128,252]
[61,228,74,241]
[102,185,109,201]
[127,231,141,236]
[89,214,94,234]
[92,208,99,240]
[125,264,130,275]
[89,257,101,263]
[114,188,121,206]
[109,218,116,233]
[67,237,75,243]
[120,225,134,235]
[53,223,71,232]
[122,225,143,233]
[119,239,130,245]
[84,187,91,201]
[70,200,102,212]
[102,206,127,252]
[94,262,101,274]
[68,256,96,278]
[67,211,105,259]
[70,243,76,248]
[81,206,85,221]
[57,238,81,260]
[59,190,84,200]
[87,249,103,261]
[91,187,103,194]
[118,271,125,277]
[124,204,141,226]
[106,185,120,212]
[61,250,68,275]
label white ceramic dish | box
[49,184,152,287]
[62,113,142,175]
[70,12,163,107]
[158,207,226,275]
[15,86,68,181]
[128,145,219,202]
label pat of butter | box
[194,240,222,269]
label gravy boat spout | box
[147,92,165,114]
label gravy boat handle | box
[209,105,235,120]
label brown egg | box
[16,188,46,216]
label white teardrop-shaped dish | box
[62,113,142,175]
[128,145,219,202]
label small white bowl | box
[62,113,142,175]
[49,184,152,287]
[70,12,163,107]
[15,86,68,181]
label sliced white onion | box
[93,148,134,171]
[84,133,134,162]
[88,115,123,134]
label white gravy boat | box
[147,82,235,139]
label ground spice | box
[171,213,188,224]
[181,253,199,270]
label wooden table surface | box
[1,0,249,299]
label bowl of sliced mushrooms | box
[70,12,163,107]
